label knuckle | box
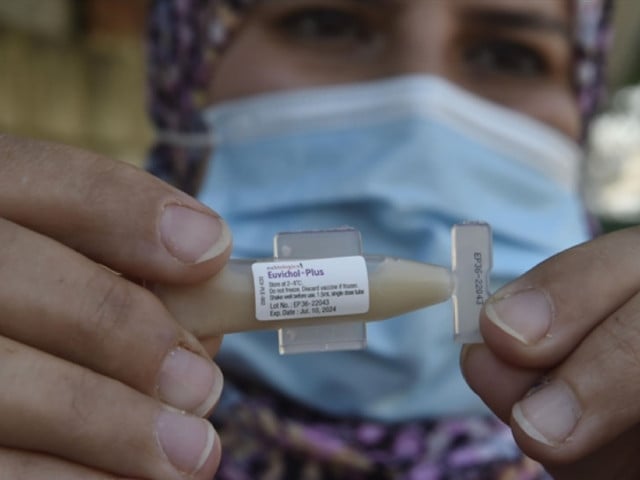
[78,271,180,386]
[63,366,105,430]
[77,157,169,249]
[600,310,640,375]
[0,450,48,480]
[0,218,21,261]
[79,271,136,345]
[0,448,123,480]
[0,450,31,480]
[81,157,159,212]
[81,157,129,200]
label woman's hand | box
[0,134,231,479]
[461,227,640,479]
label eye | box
[464,39,550,78]
[274,6,372,45]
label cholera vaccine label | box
[252,256,370,321]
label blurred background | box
[0,0,150,165]
[0,0,639,229]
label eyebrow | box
[460,9,571,38]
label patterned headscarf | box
[146,0,614,194]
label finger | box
[479,226,640,368]
[0,337,221,480]
[0,447,135,480]
[0,134,231,284]
[546,426,640,479]
[0,218,222,416]
[460,344,542,423]
[508,290,640,464]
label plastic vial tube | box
[156,223,491,352]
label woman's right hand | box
[0,134,231,479]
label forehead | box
[454,0,570,17]
[290,0,571,21]
[260,0,573,31]
[257,0,573,40]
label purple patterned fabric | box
[573,0,615,124]
[144,1,614,478]
[147,0,258,193]
[210,375,550,479]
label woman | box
[0,1,631,479]
[148,0,615,479]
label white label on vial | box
[251,256,370,321]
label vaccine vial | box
[157,223,491,353]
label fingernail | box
[512,380,581,447]
[485,289,552,345]
[157,348,223,417]
[156,409,216,475]
[160,205,230,264]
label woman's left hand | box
[461,226,640,479]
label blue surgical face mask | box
[190,75,589,420]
